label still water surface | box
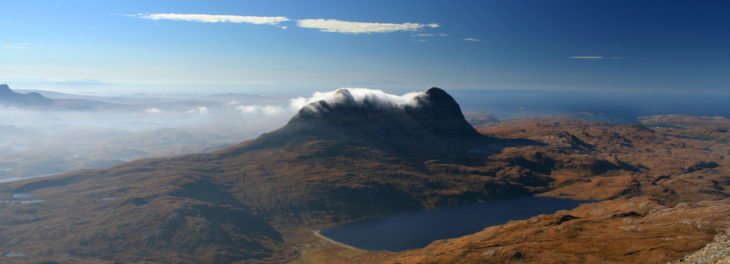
[321,196,587,251]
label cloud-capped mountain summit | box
[247,88,487,160]
[293,87,479,137]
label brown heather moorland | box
[0,89,727,263]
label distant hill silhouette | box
[0,84,54,106]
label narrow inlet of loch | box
[319,196,588,251]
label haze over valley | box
[0,84,292,181]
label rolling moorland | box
[0,88,728,263]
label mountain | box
[0,88,727,263]
[0,84,54,106]
[248,88,488,160]
[1,84,118,110]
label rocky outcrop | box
[675,229,730,264]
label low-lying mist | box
[0,92,295,182]
[1,87,444,182]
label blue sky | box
[1,0,729,95]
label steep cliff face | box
[405,87,480,137]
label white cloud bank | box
[290,88,423,112]
[144,107,162,114]
[225,100,241,106]
[297,19,439,34]
[135,13,289,26]
[186,106,209,115]
[237,105,286,115]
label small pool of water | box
[320,196,587,251]
[4,252,25,257]
[12,193,32,199]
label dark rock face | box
[0,84,54,106]
[291,87,478,137]
[685,161,719,173]
[245,88,488,162]
[405,88,481,137]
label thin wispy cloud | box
[414,33,447,38]
[296,19,439,34]
[2,43,29,49]
[569,56,626,60]
[570,56,604,60]
[463,37,479,42]
[131,13,441,35]
[134,13,289,27]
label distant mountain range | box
[0,84,105,110]
[0,84,54,106]
[1,84,272,112]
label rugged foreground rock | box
[675,229,730,264]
